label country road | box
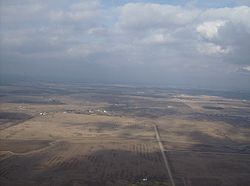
[154,124,176,186]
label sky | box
[0,0,250,90]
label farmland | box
[0,83,250,186]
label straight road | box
[154,124,176,186]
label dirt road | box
[154,124,176,186]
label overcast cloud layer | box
[1,0,250,90]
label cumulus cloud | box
[197,20,226,39]
[141,33,175,45]
[0,0,250,90]
[119,3,200,30]
[49,1,101,22]
[242,66,250,72]
[200,6,250,32]
[197,43,230,55]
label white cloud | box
[197,20,226,39]
[70,1,100,11]
[49,1,101,22]
[197,43,230,55]
[119,3,200,30]
[141,33,175,44]
[200,6,250,32]
[242,66,250,72]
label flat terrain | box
[0,83,250,186]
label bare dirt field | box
[0,83,250,186]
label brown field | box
[0,83,250,186]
